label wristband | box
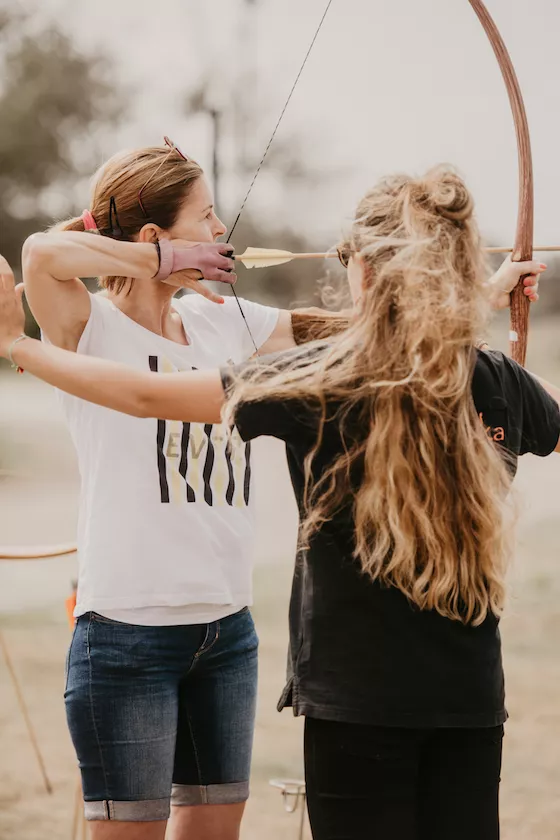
[152,241,162,279]
[153,240,235,284]
[153,239,174,282]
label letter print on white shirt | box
[148,355,251,506]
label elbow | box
[133,382,184,422]
[133,385,159,419]
[22,234,52,284]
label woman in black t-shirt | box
[1,167,559,840]
[220,171,560,840]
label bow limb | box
[468,0,534,366]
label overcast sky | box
[28,0,560,247]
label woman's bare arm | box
[9,336,224,423]
[23,232,160,351]
[259,307,350,353]
[1,255,224,422]
[261,257,544,353]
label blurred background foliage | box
[0,7,119,268]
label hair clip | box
[108,196,123,238]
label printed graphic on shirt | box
[148,355,251,506]
[478,412,505,442]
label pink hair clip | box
[81,209,98,232]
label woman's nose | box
[213,215,227,238]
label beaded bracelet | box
[8,333,27,374]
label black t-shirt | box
[222,349,560,728]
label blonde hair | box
[57,145,203,293]
[225,166,514,626]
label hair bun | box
[423,168,474,223]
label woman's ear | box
[353,253,368,293]
[137,224,162,244]
[347,253,367,306]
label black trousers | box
[304,716,503,840]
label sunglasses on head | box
[138,135,191,218]
[336,245,355,268]
[163,135,189,161]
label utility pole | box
[209,108,221,212]
[236,0,259,172]
[185,86,223,215]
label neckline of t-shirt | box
[102,295,195,352]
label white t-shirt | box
[57,292,279,624]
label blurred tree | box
[0,6,121,273]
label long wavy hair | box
[225,166,514,626]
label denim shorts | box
[65,607,258,822]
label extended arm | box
[1,255,224,422]
[7,336,224,423]
[260,256,544,352]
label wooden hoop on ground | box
[0,541,77,799]
[0,544,77,560]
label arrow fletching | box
[235,247,295,269]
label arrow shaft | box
[235,247,559,264]
[486,246,559,254]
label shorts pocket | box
[90,611,134,627]
[64,623,78,692]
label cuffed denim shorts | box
[65,607,258,822]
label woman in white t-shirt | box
[21,138,298,840]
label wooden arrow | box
[235,245,559,269]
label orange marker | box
[65,581,78,629]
